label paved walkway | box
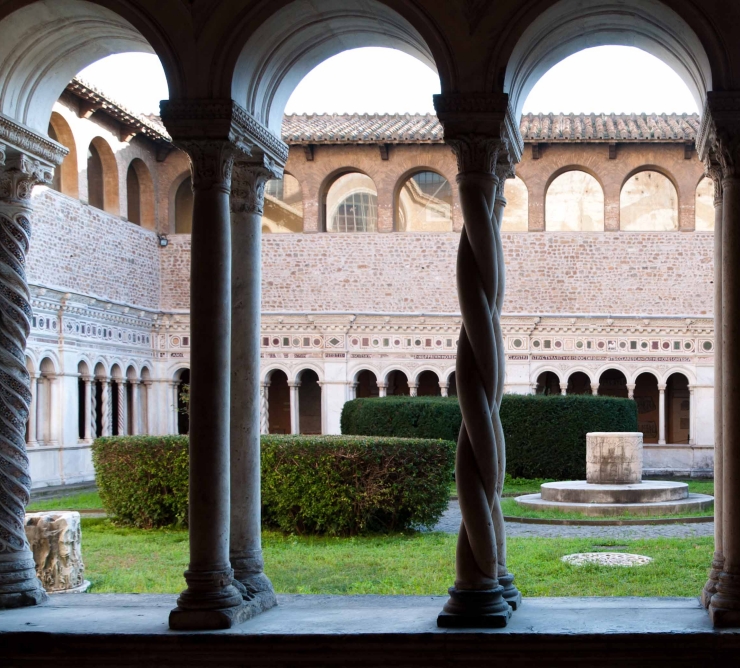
[432,500,714,538]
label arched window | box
[620,171,678,231]
[87,143,105,210]
[355,370,379,398]
[535,371,560,395]
[175,176,193,233]
[598,369,628,398]
[127,164,141,225]
[566,371,591,395]
[326,172,377,232]
[126,159,156,229]
[416,370,441,396]
[695,176,715,231]
[263,174,303,233]
[545,171,604,231]
[48,111,79,198]
[266,370,290,434]
[666,372,690,444]
[634,372,659,443]
[297,369,322,434]
[501,176,528,232]
[397,171,452,232]
[386,370,409,396]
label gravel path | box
[431,499,714,539]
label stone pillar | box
[82,376,92,442]
[36,375,48,444]
[703,151,724,606]
[229,159,280,612]
[142,381,152,435]
[408,382,418,397]
[440,382,449,398]
[90,381,97,439]
[260,381,270,435]
[130,380,139,436]
[27,374,38,447]
[100,379,111,437]
[288,381,301,434]
[377,382,387,398]
[0,144,60,610]
[627,384,636,400]
[689,385,696,446]
[46,374,59,447]
[161,101,258,630]
[116,380,126,436]
[170,381,180,434]
[591,382,599,396]
[658,384,666,445]
[559,382,567,396]
[349,382,358,400]
[433,92,523,628]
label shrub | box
[92,434,455,534]
[341,394,638,480]
[92,436,189,529]
[261,435,454,535]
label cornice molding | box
[0,112,67,166]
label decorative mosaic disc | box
[561,552,653,567]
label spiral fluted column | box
[260,381,270,435]
[101,379,111,437]
[0,149,54,609]
[116,380,126,436]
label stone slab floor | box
[2,594,740,666]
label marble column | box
[130,380,139,436]
[408,382,418,397]
[116,380,126,436]
[27,374,38,447]
[101,379,111,437]
[82,376,92,442]
[658,384,666,445]
[627,384,636,400]
[288,381,301,434]
[260,381,270,435]
[689,385,696,446]
[46,374,59,447]
[170,381,180,434]
[141,381,152,434]
[349,382,358,400]
[90,381,98,439]
[35,375,47,444]
[229,159,278,611]
[559,383,567,396]
[433,92,523,628]
[160,114,244,629]
[591,383,599,396]
[703,153,724,606]
[440,382,449,398]
[0,147,57,609]
[377,382,387,398]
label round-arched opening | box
[264,174,303,233]
[266,370,290,434]
[566,371,591,395]
[620,171,678,231]
[535,371,560,395]
[176,369,190,436]
[504,0,712,119]
[325,172,378,232]
[666,372,691,444]
[126,158,156,229]
[416,370,441,396]
[634,372,659,444]
[695,177,715,231]
[48,111,79,197]
[386,370,409,396]
[87,138,119,214]
[396,171,452,232]
[598,369,628,398]
[447,372,457,397]
[76,360,90,441]
[546,170,604,231]
[297,369,321,434]
[501,176,528,232]
[355,370,379,398]
[175,176,193,234]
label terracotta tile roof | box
[282,113,700,144]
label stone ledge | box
[1,595,740,666]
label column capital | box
[376,382,388,389]
[80,374,92,382]
[658,383,667,391]
[697,92,740,181]
[287,381,301,388]
[260,380,271,388]
[231,157,282,216]
[0,150,54,206]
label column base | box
[701,552,723,609]
[0,554,48,610]
[233,572,278,612]
[499,573,522,611]
[708,572,740,627]
[169,569,246,630]
[170,600,260,630]
[437,586,511,628]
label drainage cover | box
[561,552,653,567]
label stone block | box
[586,432,643,484]
[24,511,89,593]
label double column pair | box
[434,93,522,627]
[698,92,740,626]
[160,101,287,630]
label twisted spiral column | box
[438,134,511,627]
[116,380,126,436]
[0,150,53,609]
[260,381,270,435]
[101,379,111,437]
[90,381,98,439]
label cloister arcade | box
[2,0,740,657]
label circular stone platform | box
[561,553,653,567]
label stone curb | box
[501,515,714,526]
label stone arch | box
[620,168,679,231]
[414,369,441,396]
[227,0,450,134]
[634,371,660,444]
[354,368,379,399]
[566,369,593,395]
[87,137,119,215]
[126,158,156,230]
[598,368,628,398]
[501,175,528,232]
[665,371,691,444]
[695,176,715,231]
[264,368,290,435]
[395,168,453,232]
[263,364,292,384]
[48,110,78,197]
[382,367,410,396]
[296,367,322,435]
[294,365,324,384]
[322,169,378,233]
[545,168,604,231]
[502,0,713,119]
[530,365,563,385]
[535,370,561,395]
[0,0,180,133]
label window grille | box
[330,191,378,232]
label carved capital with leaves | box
[0,149,53,206]
[231,156,282,215]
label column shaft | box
[101,380,111,437]
[658,385,666,445]
[260,382,270,435]
[117,381,126,436]
[408,383,418,397]
[90,381,97,439]
[27,375,37,446]
[377,382,387,398]
[289,382,300,434]
[229,161,276,609]
[83,378,92,442]
[130,381,139,436]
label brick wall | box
[28,189,161,309]
[159,231,714,316]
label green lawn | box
[27,491,103,512]
[80,519,713,598]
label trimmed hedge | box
[92,434,455,534]
[341,394,638,480]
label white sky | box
[77,45,699,117]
